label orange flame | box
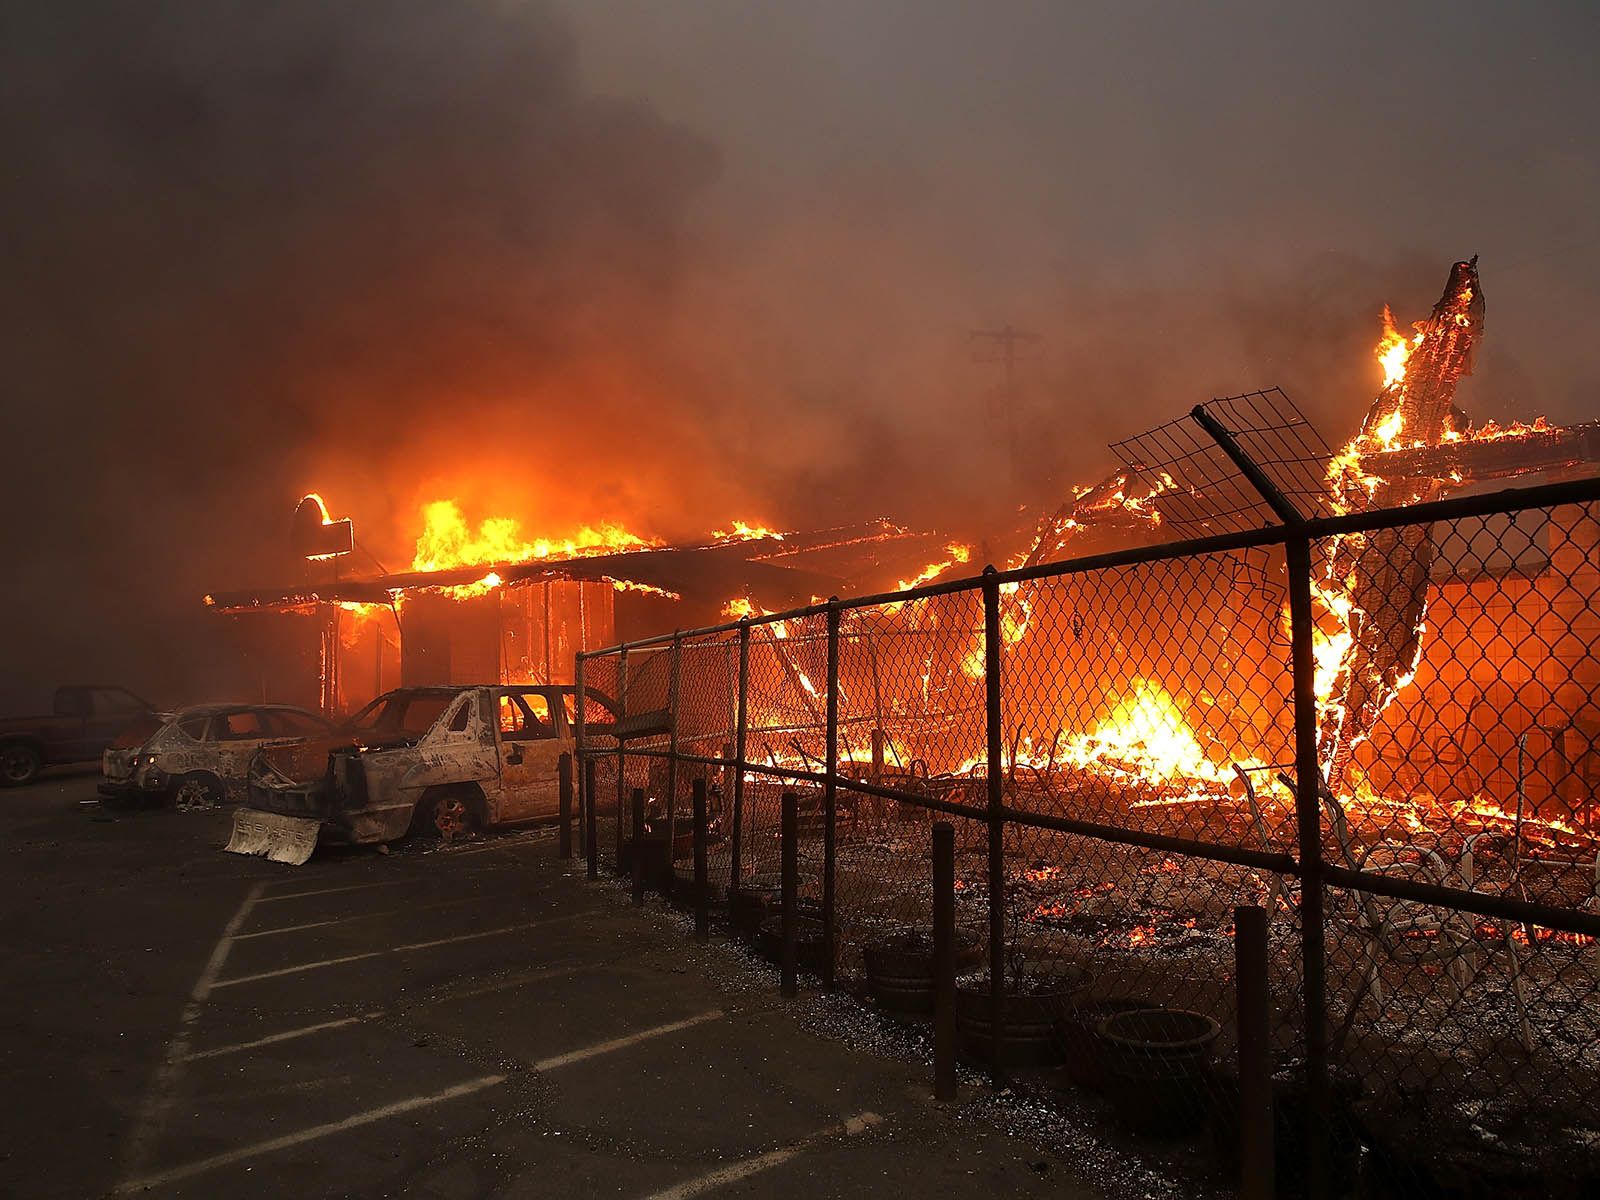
[1375,305,1423,392]
[896,543,972,592]
[411,499,656,573]
[303,492,335,524]
[712,521,785,543]
[1056,678,1231,784]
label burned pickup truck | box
[228,684,616,864]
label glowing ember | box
[1476,923,1596,948]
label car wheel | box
[421,789,476,843]
[172,773,225,811]
[0,743,42,787]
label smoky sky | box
[3,0,1598,707]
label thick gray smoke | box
[1,2,726,706]
[2,1,1597,708]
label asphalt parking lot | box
[0,774,1098,1199]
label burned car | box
[99,703,334,808]
[228,684,615,864]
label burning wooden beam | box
[1023,470,1173,567]
[1318,259,1486,784]
[1350,421,1600,486]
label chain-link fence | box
[573,473,1600,1198]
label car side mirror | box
[506,745,524,766]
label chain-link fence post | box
[631,786,646,905]
[584,755,598,880]
[558,752,573,859]
[693,777,709,943]
[1286,536,1331,1200]
[731,620,750,892]
[823,599,840,989]
[615,646,629,873]
[781,791,798,998]
[933,820,957,1102]
[982,567,1007,1089]
[666,632,681,857]
[574,652,587,855]
[1235,903,1274,1200]
[1192,407,1330,1198]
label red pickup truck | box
[0,686,160,787]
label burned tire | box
[171,772,225,811]
[418,788,478,843]
[0,742,42,787]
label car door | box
[206,707,283,785]
[493,691,565,822]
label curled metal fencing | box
[574,471,1600,1199]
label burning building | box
[208,258,1600,838]
[204,496,945,716]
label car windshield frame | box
[347,690,459,741]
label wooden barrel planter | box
[862,925,983,1015]
[756,908,828,975]
[728,873,818,943]
[1055,996,1150,1092]
[1209,1069,1362,1197]
[956,966,1089,1068]
[1097,1007,1220,1136]
[1345,1079,1568,1200]
[618,833,674,891]
[669,866,723,910]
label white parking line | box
[182,1013,383,1062]
[425,962,591,1005]
[234,894,488,939]
[114,1074,507,1193]
[532,1009,724,1072]
[184,964,596,1062]
[640,1112,884,1200]
[215,948,383,984]
[257,880,408,903]
[232,916,347,939]
[212,913,585,988]
[118,881,267,1184]
[403,918,583,952]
